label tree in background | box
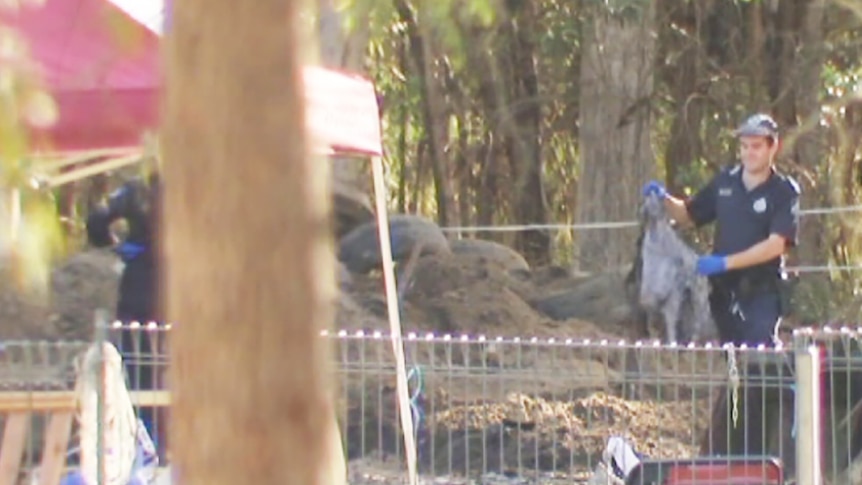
[318,0,372,197]
[0,1,65,297]
[344,0,862,321]
[575,1,657,272]
[161,0,340,483]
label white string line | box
[786,264,862,273]
[438,204,862,233]
[440,221,638,232]
[801,204,862,215]
[432,205,862,273]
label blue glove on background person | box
[696,255,727,276]
[642,180,667,199]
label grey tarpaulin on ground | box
[637,193,716,343]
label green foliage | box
[13,186,64,295]
[590,0,651,20]
[0,6,65,297]
[340,0,862,321]
[338,0,396,40]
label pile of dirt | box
[403,252,548,336]
[0,205,646,343]
[48,249,119,340]
[0,233,639,344]
[340,249,636,342]
[0,249,118,341]
[0,270,53,340]
[342,388,710,477]
[435,391,708,456]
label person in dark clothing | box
[642,114,801,465]
[87,175,160,323]
[86,172,167,461]
[642,113,800,347]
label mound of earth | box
[0,231,642,346]
[49,249,120,340]
[341,389,710,477]
[0,268,53,340]
[341,250,629,341]
[0,249,118,341]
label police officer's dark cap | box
[734,113,779,139]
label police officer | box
[86,172,167,460]
[86,174,161,323]
[642,113,801,347]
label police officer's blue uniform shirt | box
[686,164,801,275]
[682,164,800,346]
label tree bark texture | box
[161,1,338,483]
[394,0,458,230]
[575,3,657,272]
[791,0,827,269]
[659,0,706,194]
[507,2,551,267]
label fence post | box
[795,342,822,485]
[95,308,109,485]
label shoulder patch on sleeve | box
[782,174,802,195]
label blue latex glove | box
[642,180,667,199]
[115,241,146,262]
[696,255,728,276]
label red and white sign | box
[303,66,383,157]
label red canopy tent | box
[4,2,417,482]
[2,0,383,157]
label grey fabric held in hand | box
[637,193,716,343]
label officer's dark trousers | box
[709,290,782,347]
[114,257,169,463]
[704,288,793,470]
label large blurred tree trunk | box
[575,3,657,272]
[161,1,338,484]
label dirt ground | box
[341,250,637,341]
[0,239,732,481]
[0,225,642,342]
[0,249,119,341]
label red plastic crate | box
[624,456,784,485]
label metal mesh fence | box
[334,331,796,484]
[792,326,862,484]
[0,341,89,485]
[2,325,862,484]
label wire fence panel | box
[792,327,862,484]
[0,340,90,485]
[334,332,797,484]
[4,325,862,484]
[105,321,171,465]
